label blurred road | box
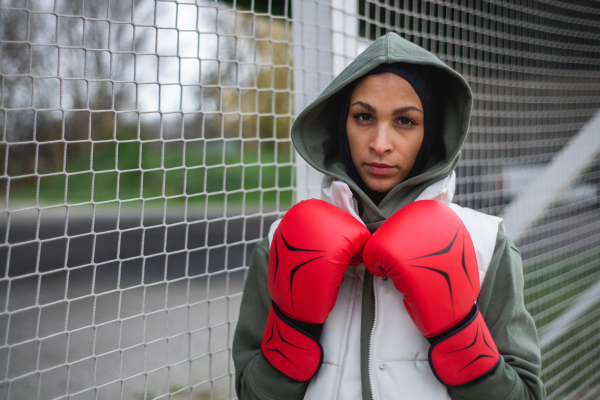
[1,206,280,278]
[0,206,281,400]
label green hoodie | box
[232,32,545,400]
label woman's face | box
[346,72,425,193]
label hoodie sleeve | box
[232,236,310,400]
[448,231,546,400]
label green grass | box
[524,250,600,329]
[5,140,295,208]
[523,250,600,398]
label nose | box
[369,125,392,154]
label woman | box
[232,32,545,400]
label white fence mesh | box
[1,0,599,399]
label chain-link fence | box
[1,0,599,399]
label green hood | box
[291,32,473,229]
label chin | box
[363,174,408,193]
[365,180,396,193]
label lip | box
[366,162,395,175]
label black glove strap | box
[272,301,324,341]
[427,304,479,345]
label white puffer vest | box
[268,173,505,400]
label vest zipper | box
[368,276,378,400]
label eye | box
[397,116,416,127]
[353,112,373,123]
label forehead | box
[350,72,421,105]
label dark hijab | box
[337,63,440,204]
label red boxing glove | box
[363,200,500,386]
[261,199,370,382]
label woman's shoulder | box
[448,203,505,284]
[267,218,282,247]
[448,202,503,225]
[448,203,505,239]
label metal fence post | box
[291,0,361,202]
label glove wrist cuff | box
[428,305,500,387]
[272,302,324,340]
[260,303,323,382]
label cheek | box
[348,141,363,167]
[407,133,425,160]
[410,139,423,159]
[346,129,365,156]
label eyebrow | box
[350,101,423,115]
